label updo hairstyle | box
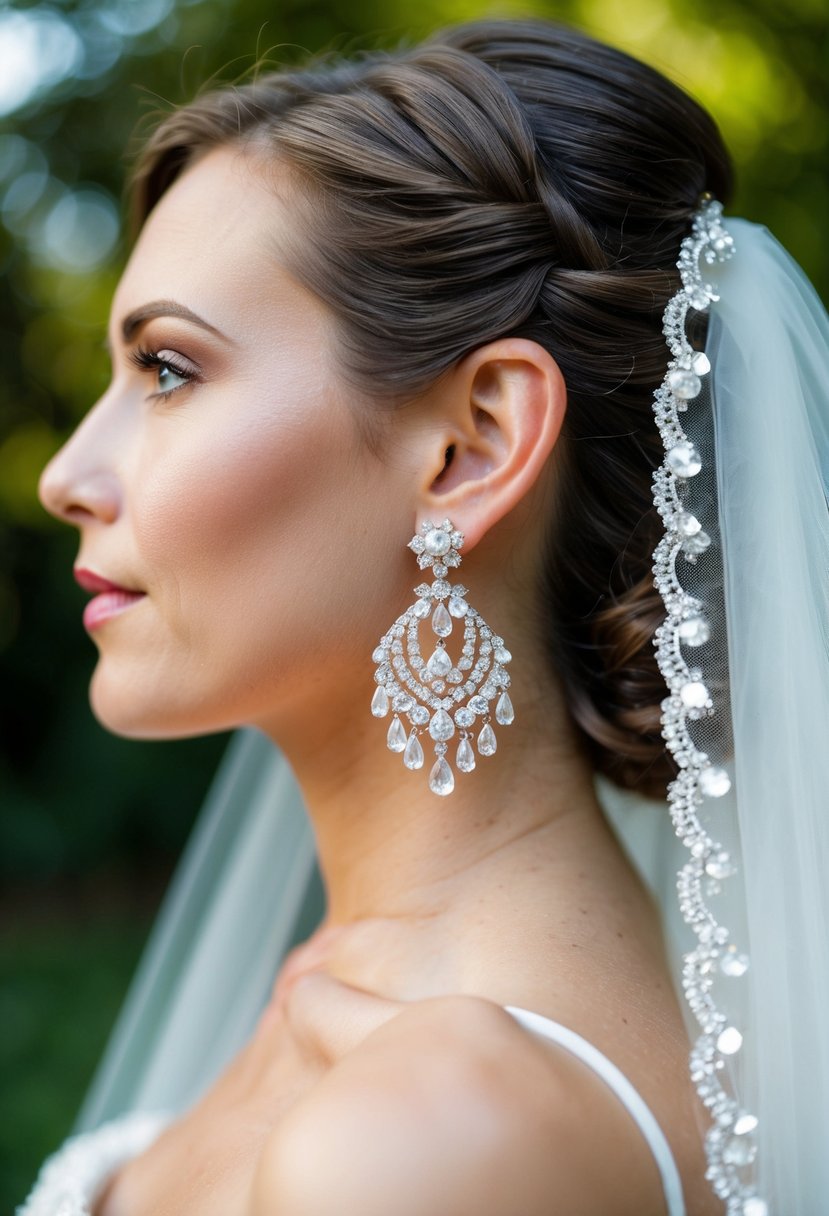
[127,19,734,796]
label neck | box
[256,650,606,929]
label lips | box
[74,567,143,595]
[74,567,147,631]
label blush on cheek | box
[127,375,395,729]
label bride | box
[24,16,829,1216]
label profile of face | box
[38,144,427,744]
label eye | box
[127,344,199,400]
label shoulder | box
[248,992,661,1216]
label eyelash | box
[127,344,199,400]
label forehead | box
[111,143,314,341]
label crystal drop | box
[495,692,514,725]
[678,615,710,646]
[682,529,711,557]
[431,602,453,637]
[387,716,407,752]
[403,732,424,770]
[717,1026,743,1055]
[680,680,708,708]
[454,707,475,728]
[429,756,455,796]
[668,368,702,400]
[428,709,455,742]
[720,947,750,978]
[477,723,497,756]
[666,442,702,478]
[700,765,731,797]
[457,736,476,773]
[414,598,432,619]
[705,852,736,879]
[675,511,701,537]
[469,694,489,714]
[692,351,711,375]
[425,647,452,679]
[494,646,511,663]
[723,1134,757,1167]
[742,1199,769,1216]
[425,529,451,556]
[448,596,468,618]
[371,686,389,717]
[372,645,386,663]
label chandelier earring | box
[370,517,515,796]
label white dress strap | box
[503,1005,686,1216]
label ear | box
[415,338,566,552]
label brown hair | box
[126,18,734,798]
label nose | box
[38,406,122,527]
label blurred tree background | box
[1,0,826,1205]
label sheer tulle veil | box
[73,214,829,1214]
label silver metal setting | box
[370,517,514,796]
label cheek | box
[130,376,393,691]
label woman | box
[22,16,829,1216]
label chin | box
[88,665,215,741]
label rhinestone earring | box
[370,517,515,796]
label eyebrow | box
[104,299,235,354]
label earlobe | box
[419,338,566,552]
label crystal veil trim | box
[650,196,767,1216]
[370,519,515,796]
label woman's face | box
[38,144,414,741]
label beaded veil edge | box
[650,195,768,1216]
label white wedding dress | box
[18,1001,686,1216]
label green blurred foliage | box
[0,0,827,1206]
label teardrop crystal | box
[371,685,389,717]
[431,602,453,637]
[428,708,455,742]
[668,368,702,400]
[495,692,514,725]
[456,736,476,773]
[448,596,468,618]
[666,442,702,478]
[425,646,452,679]
[403,732,424,770]
[477,723,497,756]
[429,756,455,796]
[678,614,710,646]
[386,716,407,752]
[700,765,731,797]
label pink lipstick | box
[74,568,147,631]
